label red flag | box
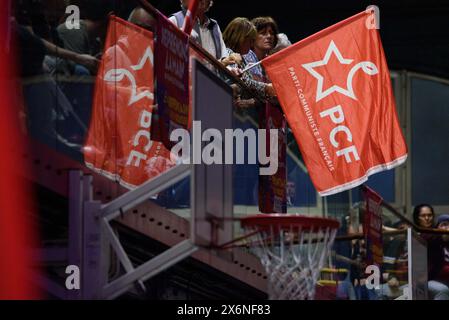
[363,186,384,267]
[0,5,40,298]
[182,0,200,35]
[152,12,190,148]
[262,11,407,196]
[258,103,287,213]
[84,16,175,189]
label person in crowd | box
[222,17,255,66]
[413,203,435,229]
[427,214,449,300]
[14,1,98,155]
[55,1,111,75]
[169,0,228,60]
[243,16,278,83]
[57,3,108,56]
[383,220,409,285]
[411,204,449,299]
[225,16,280,109]
[222,17,276,106]
[270,32,292,54]
[380,220,408,300]
[376,273,404,300]
[42,0,69,30]
[14,1,99,76]
[128,6,157,31]
[15,0,53,41]
[98,6,156,71]
[286,181,296,207]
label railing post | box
[82,200,104,299]
[68,170,83,300]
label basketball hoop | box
[239,214,339,300]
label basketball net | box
[241,215,339,300]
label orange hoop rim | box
[240,214,340,231]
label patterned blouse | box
[242,50,266,82]
[226,48,269,100]
[242,49,277,105]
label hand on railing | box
[221,53,243,67]
[228,67,243,78]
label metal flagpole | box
[242,60,263,73]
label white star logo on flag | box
[302,40,379,102]
[104,46,154,106]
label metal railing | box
[137,0,266,104]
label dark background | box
[146,0,449,80]
[25,0,449,79]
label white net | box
[243,217,338,300]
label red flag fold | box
[84,16,175,189]
[262,11,407,196]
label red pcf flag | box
[84,16,175,189]
[262,11,407,196]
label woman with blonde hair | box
[222,17,276,107]
[223,17,256,58]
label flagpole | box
[182,0,200,35]
[241,60,263,73]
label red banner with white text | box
[262,11,407,196]
[363,186,384,267]
[152,12,190,149]
[84,16,175,189]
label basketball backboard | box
[190,59,234,248]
